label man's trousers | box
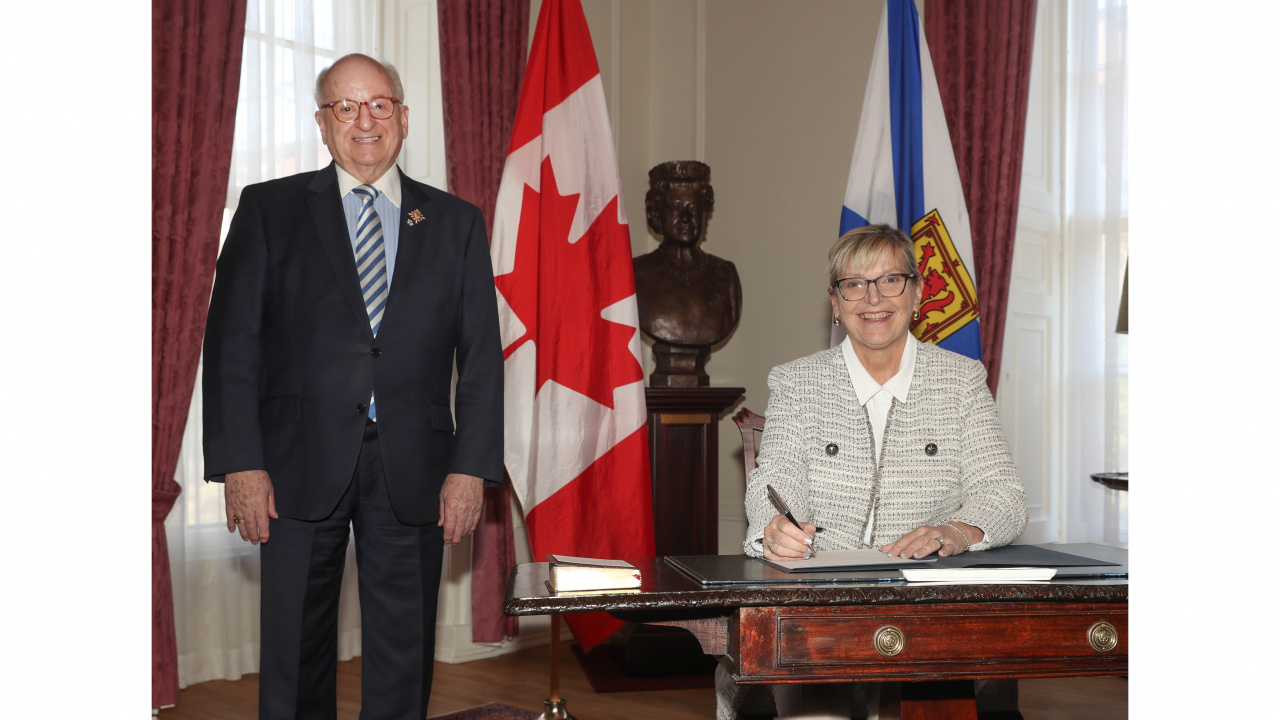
[259,422,444,720]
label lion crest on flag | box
[910,210,979,344]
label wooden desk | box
[506,554,1127,717]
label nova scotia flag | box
[840,0,982,361]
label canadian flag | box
[490,0,655,650]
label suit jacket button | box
[825,443,839,456]
[371,347,382,357]
[356,403,368,413]
[925,443,938,456]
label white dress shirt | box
[840,335,919,545]
[335,164,402,289]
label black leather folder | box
[666,543,1126,586]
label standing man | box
[202,54,503,719]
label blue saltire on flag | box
[840,0,982,361]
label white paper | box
[768,548,937,571]
[902,567,1057,582]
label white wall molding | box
[1003,0,1066,546]
[435,616,551,665]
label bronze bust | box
[634,161,742,387]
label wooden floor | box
[158,645,1126,719]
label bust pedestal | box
[650,342,711,388]
[644,386,744,556]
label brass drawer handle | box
[1088,621,1119,653]
[874,625,905,656]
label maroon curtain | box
[152,0,246,707]
[925,0,1037,395]
[437,0,530,643]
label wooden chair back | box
[731,408,766,486]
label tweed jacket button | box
[925,443,937,456]
[825,443,839,456]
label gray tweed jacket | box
[743,342,1027,556]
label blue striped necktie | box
[352,184,387,421]
[352,184,389,335]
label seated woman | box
[724,224,1028,720]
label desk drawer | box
[734,602,1127,682]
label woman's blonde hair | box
[827,224,917,289]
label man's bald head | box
[314,54,405,109]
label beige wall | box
[563,0,883,550]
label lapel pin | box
[407,209,425,226]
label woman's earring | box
[833,314,841,327]
[913,309,920,322]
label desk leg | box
[975,679,1023,720]
[877,681,978,720]
[538,615,577,720]
[551,614,561,701]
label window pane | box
[246,0,263,33]
[275,45,298,177]
[315,0,335,50]
[227,0,381,210]
[276,0,295,41]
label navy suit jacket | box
[202,164,504,525]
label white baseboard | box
[433,615,552,664]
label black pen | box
[766,485,817,555]
[766,484,806,533]
[764,486,825,532]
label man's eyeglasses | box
[320,97,400,123]
[832,272,917,302]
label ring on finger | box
[934,536,946,547]
[233,516,243,524]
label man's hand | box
[439,473,484,545]
[225,469,279,545]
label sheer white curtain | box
[166,0,379,688]
[228,0,380,209]
[1063,0,1128,543]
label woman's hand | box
[763,514,816,560]
[881,521,982,559]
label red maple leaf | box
[494,157,643,409]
